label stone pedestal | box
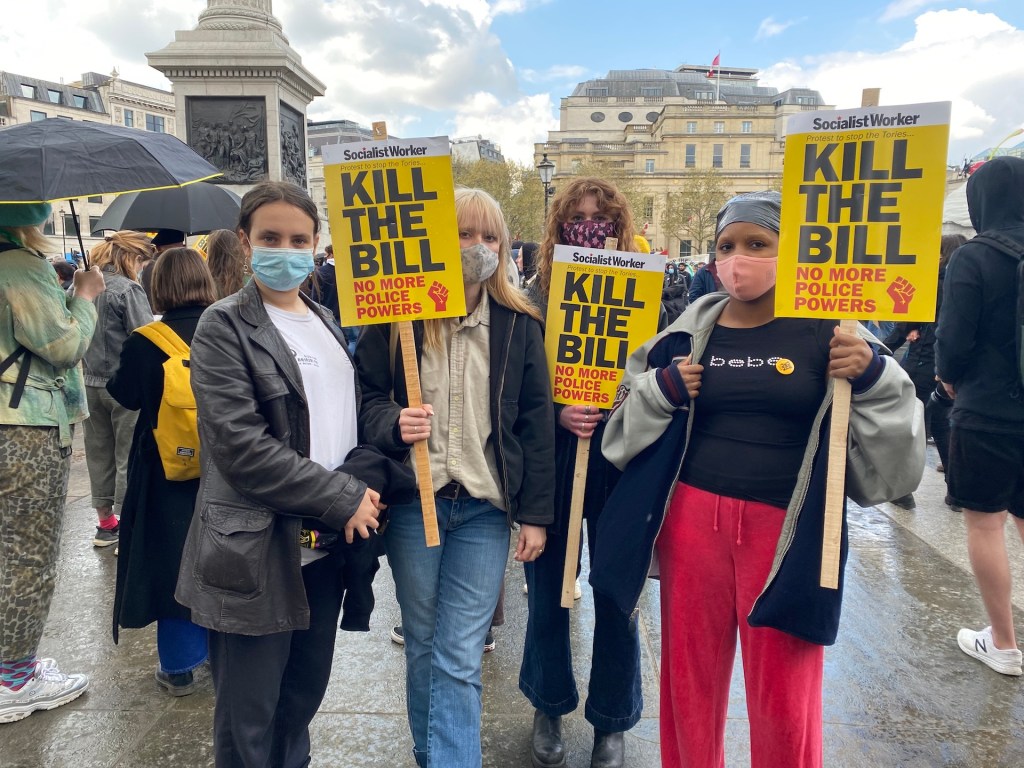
[146,0,324,191]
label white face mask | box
[461,243,499,284]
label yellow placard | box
[323,136,466,325]
[775,102,951,322]
[546,245,665,406]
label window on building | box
[47,89,61,104]
[685,144,696,168]
[63,214,79,236]
[73,95,87,109]
[88,216,102,236]
[679,240,692,259]
[20,84,36,99]
[571,159,582,173]
[640,87,663,98]
[146,114,165,133]
[645,159,655,173]
[713,144,723,168]
[695,90,714,100]
[643,196,654,219]
[686,121,697,134]
[124,109,133,127]
[740,144,751,169]
[30,110,46,122]
[88,195,102,204]
[796,96,817,105]
[587,88,608,97]
[714,121,725,134]
[741,121,752,133]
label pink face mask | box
[560,220,618,248]
[716,255,778,301]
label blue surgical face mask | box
[249,246,314,292]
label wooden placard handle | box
[399,321,440,547]
[373,120,439,548]
[820,321,856,588]
[561,438,590,608]
[821,86,880,587]
[560,236,618,608]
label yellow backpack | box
[134,322,201,481]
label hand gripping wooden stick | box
[373,120,440,548]
[819,319,857,589]
[560,238,616,608]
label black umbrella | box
[0,118,220,265]
[94,183,241,235]
[0,118,220,203]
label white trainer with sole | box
[0,662,89,723]
[957,626,1023,676]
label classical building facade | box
[535,64,833,257]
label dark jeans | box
[209,551,348,768]
[519,514,643,733]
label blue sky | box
[4,1,1023,164]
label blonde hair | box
[0,225,55,255]
[90,230,153,281]
[205,229,248,299]
[421,187,541,351]
[536,176,639,299]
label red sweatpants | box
[657,482,823,768]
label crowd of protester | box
[3,157,1021,768]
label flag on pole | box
[706,53,720,79]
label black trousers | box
[209,551,347,768]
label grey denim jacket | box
[82,267,153,387]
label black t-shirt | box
[678,318,832,508]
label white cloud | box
[880,0,941,23]
[761,9,1024,159]
[521,65,590,83]
[450,91,558,163]
[0,1,556,164]
[755,16,798,41]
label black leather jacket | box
[354,300,555,528]
[175,281,368,635]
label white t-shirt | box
[264,304,357,471]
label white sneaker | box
[0,662,89,723]
[957,626,1023,676]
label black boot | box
[591,730,624,768]
[531,711,566,768]
[892,492,916,510]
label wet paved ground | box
[2,432,1023,767]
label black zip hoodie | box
[936,155,1024,432]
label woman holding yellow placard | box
[357,187,554,768]
[521,176,643,768]
[600,191,923,768]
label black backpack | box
[971,232,1024,388]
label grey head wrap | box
[715,190,781,238]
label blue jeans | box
[156,618,208,674]
[519,515,643,733]
[385,497,510,768]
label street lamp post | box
[59,207,67,257]
[537,153,555,222]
